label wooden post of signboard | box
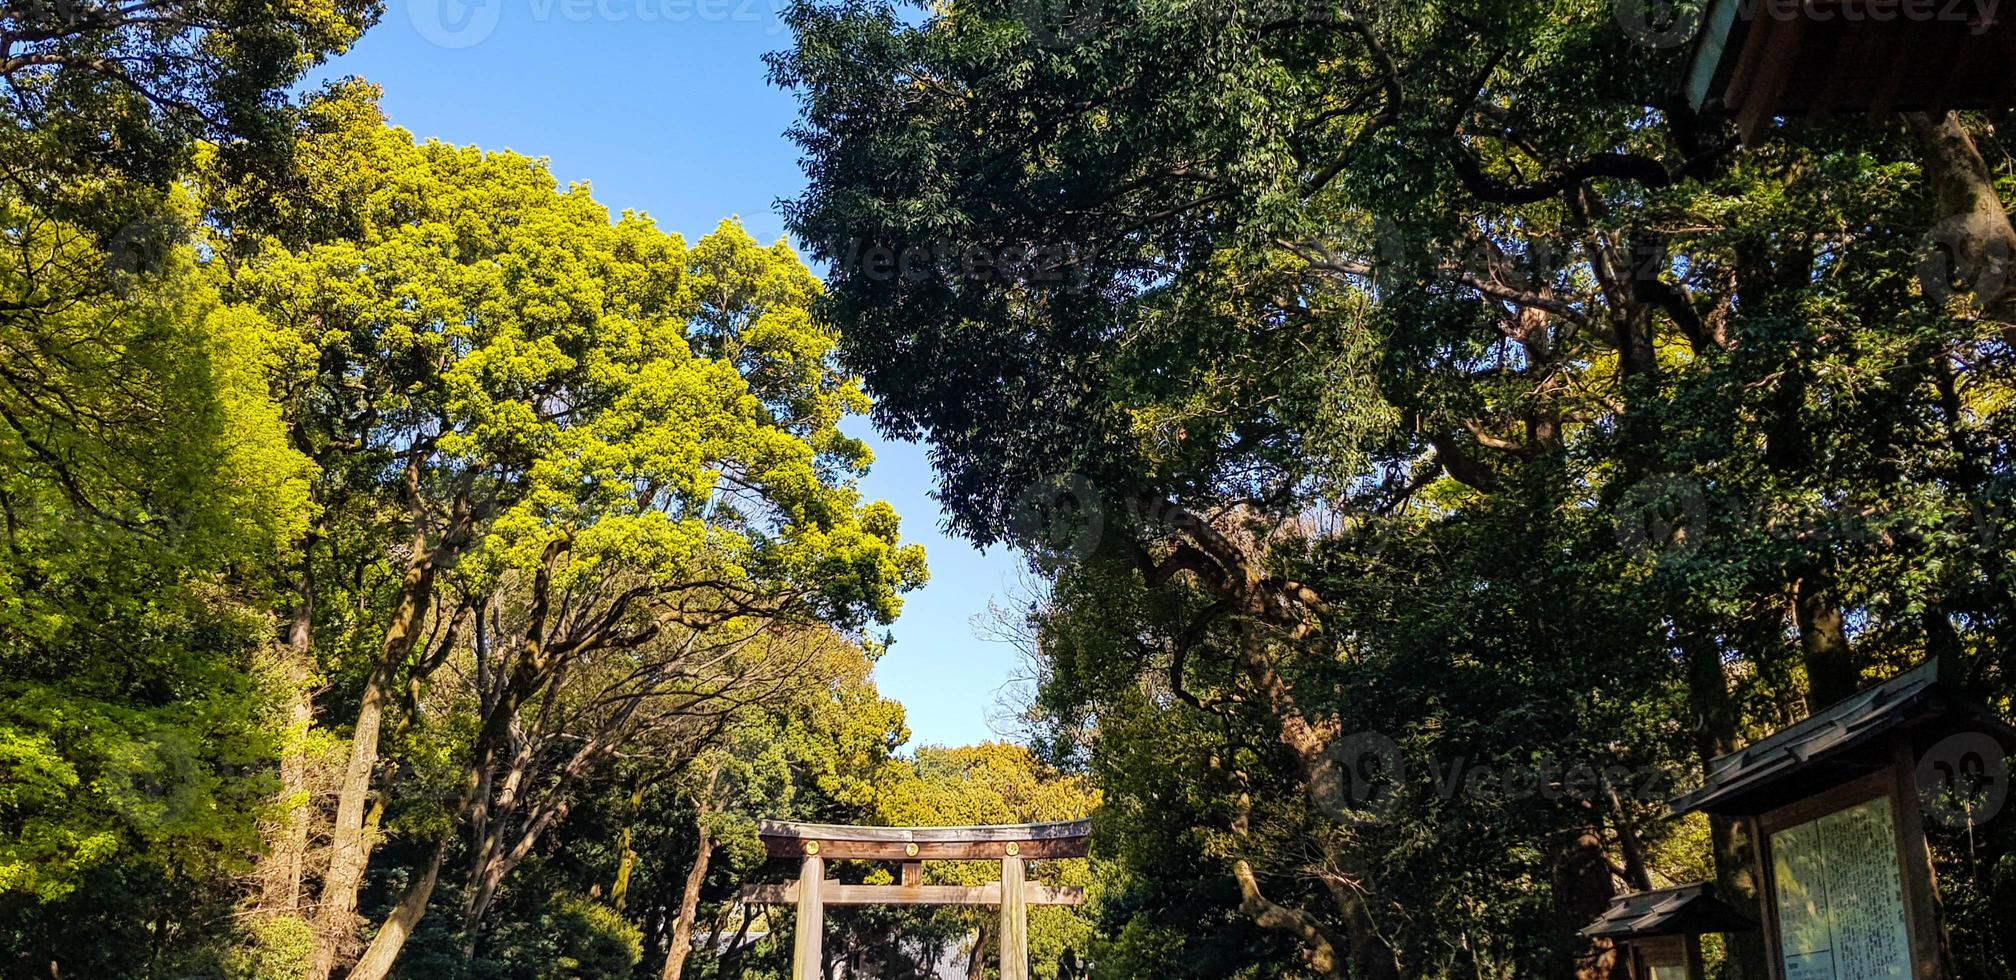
[792,854,823,980]
[1890,742,1950,980]
[1000,854,1029,980]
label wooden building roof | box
[1685,0,2016,141]
[1581,883,1759,939]
[1669,659,2015,817]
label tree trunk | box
[1555,829,1627,980]
[1711,814,1771,979]
[344,837,450,980]
[1905,111,2016,319]
[660,832,711,980]
[1230,630,1401,980]
[965,921,990,980]
[307,534,448,980]
[260,561,316,913]
[719,907,755,974]
[1794,568,1857,709]
[1234,859,1354,980]
[661,775,719,980]
[1138,528,1402,980]
[1678,626,1771,979]
[305,658,392,980]
[612,782,646,910]
[1606,785,1654,893]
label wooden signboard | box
[1668,658,2016,980]
[1752,763,1940,980]
[1581,880,1755,980]
[1768,799,1910,979]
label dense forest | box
[1,0,2013,978]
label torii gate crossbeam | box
[737,819,1091,980]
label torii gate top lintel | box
[740,819,1092,980]
[755,818,1092,861]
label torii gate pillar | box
[999,852,1028,980]
[742,820,1092,980]
[792,854,824,980]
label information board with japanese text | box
[1769,797,1913,980]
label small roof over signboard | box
[1582,883,1758,940]
[1671,659,2016,817]
[1684,0,2016,141]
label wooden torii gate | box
[737,819,1090,980]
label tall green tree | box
[771,1,2016,976]
[212,86,926,980]
[0,196,328,980]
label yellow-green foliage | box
[0,191,316,902]
[229,87,924,634]
[544,895,645,979]
[223,915,317,980]
[871,744,1101,978]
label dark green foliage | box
[772,0,2016,975]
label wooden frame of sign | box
[1748,745,1941,980]
[1630,935,1706,980]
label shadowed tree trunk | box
[307,531,446,980]
[661,766,721,980]
[1794,568,1857,710]
[1680,626,1770,979]
[259,559,316,913]
[1905,111,2016,320]
[966,921,991,980]
[1555,829,1627,980]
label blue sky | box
[306,0,1028,749]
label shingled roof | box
[1684,0,2016,142]
[1582,883,1757,940]
[1671,659,2015,818]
